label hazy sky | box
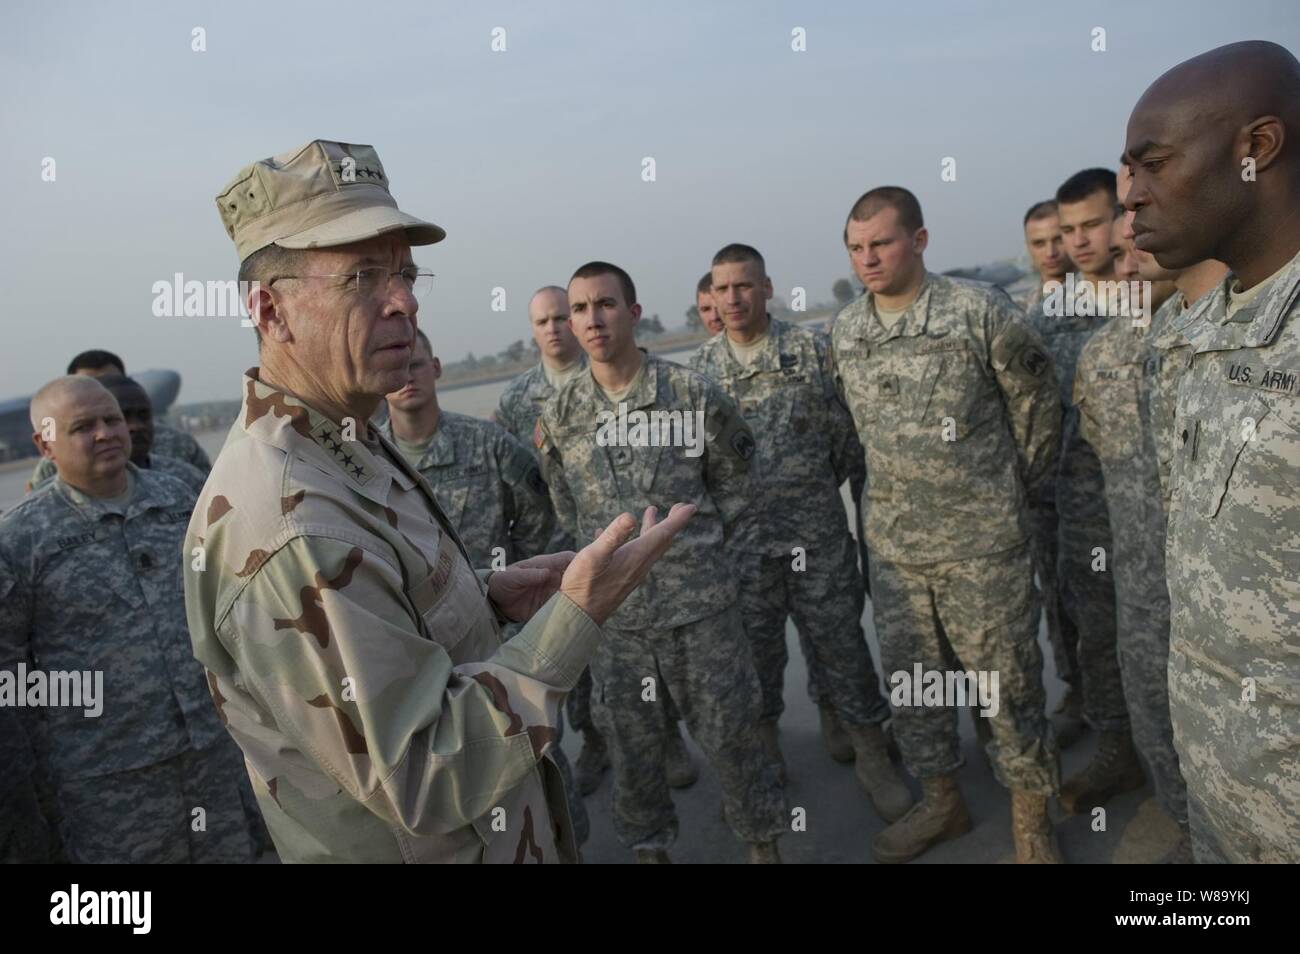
[3,0,1297,403]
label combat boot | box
[1051,683,1086,750]
[748,840,782,864]
[818,705,854,763]
[871,773,971,863]
[574,727,609,796]
[634,848,671,864]
[844,724,914,822]
[758,719,787,784]
[1059,729,1145,814]
[664,725,699,789]
[1010,790,1063,863]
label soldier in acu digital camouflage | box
[831,187,1064,863]
[1122,41,1300,862]
[537,261,786,863]
[687,243,909,822]
[1071,196,1189,859]
[1026,169,1128,759]
[186,139,694,864]
[0,375,257,863]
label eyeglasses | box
[269,265,435,300]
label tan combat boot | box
[748,840,782,864]
[1059,729,1145,813]
[871,773,972,863]
[634,848,672,864]
[574,727,609,796]
[818,705,854,763]
[758,719,787,784]
[1051,683,1086,750]
[844,724,914,822]
[664,725,699,789]
[1010,790,1063,863]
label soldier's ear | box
[913,228,929,255]
[432,357,442,380]
[763,275,774,300]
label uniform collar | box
[862,273,934,342]
[53,461,188,521]
[577,349,659,411]
[1180,254,1300,354]
[716,314,783,376]
[380,416,456,470]
[239,369,393,507]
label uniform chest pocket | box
[1080,364,1143,461]
[409,542,486,655]
[919,345,985,434]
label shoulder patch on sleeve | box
[1021,347,1049,377]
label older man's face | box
[273,232,420,403]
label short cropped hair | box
[696,272,713,295]
[844,186,924,243]
[66,350,125,375]
[711,243,766,275]
[1023,200,1059,227]
[570,261,637,307]
[1056,168,1117,206]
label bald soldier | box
[187,140,694,864]
[832,187,1063,863]
[496,287,698,797]
[28,349,210,492]
[0,376,256,863]
[1069,192,1189,859]
[1123,42,1300,863]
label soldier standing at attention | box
[538,261,786,863]
[1022,201,1073,313]
[688,243,909,822]
[831,187,1064,863]
[186,140,694,863]
[1070,193,1189,860]
[1028,170,1127,758]
[0,376,256,863]
[1123,41,1300,862]
[496,287,698,797]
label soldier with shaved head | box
[0,375,256,862]
[188,141,693,864]
[1122,41,1300,863]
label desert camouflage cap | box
[216,140,446,262]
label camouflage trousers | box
[869,542,1060,795]
[1055,442,1128,732]
[568,665,683,734]
[1029,497,1079,685]
[55,739,257,864]
[737,533,890,727]
[1169,650,1300,864]
[1105,493,1187,826]
[590,603,787,850]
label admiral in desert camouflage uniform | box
[0,375,255,863]
[832,187,1063,864]
[688,243,908,822]
[186,140,693,864]
[1125,42,1300,863]
[537,261,786,863]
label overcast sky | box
[3,0,1297,403]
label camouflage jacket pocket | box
[1080,364,1142,462]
